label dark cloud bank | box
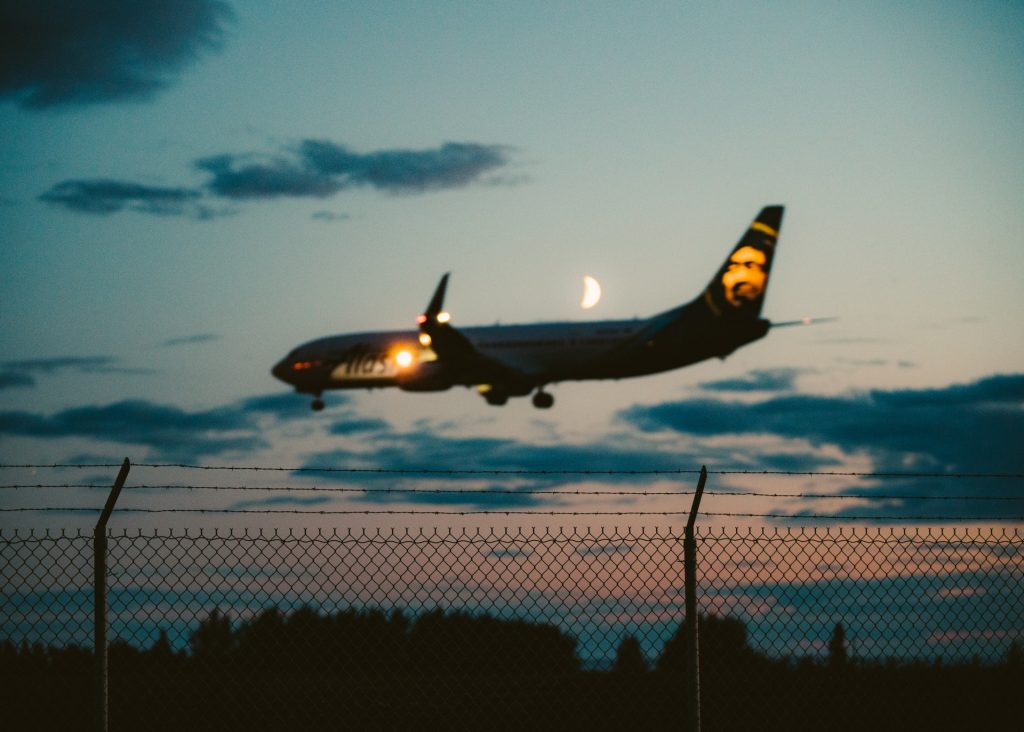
[698,367,808,393]
[2,356,119,373]
[0,357,154,389]
[6,3,512,217]
[0,392,317,462]
[39,140,514,219]
[624,374,1023,474]
[0,0,232,109]
[623,373,1024,520]
[2,373,1020,518]
[0,372,35,390]
[162,333,221,347]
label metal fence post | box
[95,458,130,732]
[684,466,707,732]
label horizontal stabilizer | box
[772,317,837,328]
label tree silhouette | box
[189,608,234,659]
[2,608,1021,731]
[1007,639,1022,668]
[149,629,173,660]
[407,608,579,675]
[658,613,759,674]
[827,622,848,668]
[613,634,648,674]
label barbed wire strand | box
[1,483,1021,501]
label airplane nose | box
[271,358,292,383]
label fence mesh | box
[2,526,1022,731]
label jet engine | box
[396,362,453,392]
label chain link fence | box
[2,526,1022,730]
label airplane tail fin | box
[700,205,783,319]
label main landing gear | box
[311,396,325,411]
[531,390,554,409]
[480,386,553,408]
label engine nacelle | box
[396,361,453,392]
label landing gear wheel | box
[311,398,325,411]
[532,391,554,409]
[485,393,508,406]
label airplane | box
[272,205,824,410]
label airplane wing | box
[418,273,533,387]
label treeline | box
[189,605,580,676]
[2,608,1021,731]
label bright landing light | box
[581,275,602,309]
[395,350,414,368]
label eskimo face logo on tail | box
[722,245,767,307]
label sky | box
[1,0,1023,532]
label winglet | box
[422,272,450,321]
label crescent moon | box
[581,275,602,309]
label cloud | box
[699,368,807,393]
[41,140,516,217]
[299,432,704,510]
[162,333,221,347]
[328,416,391,436]
[834,358,918,370]
[12,374,1015,519]
[0,371,35,390]
[621,373,1024,519]
[0,399,265,462]
[199,141,510,199]
[62,453,128,467]
[623,374,1024,464]
[196,154,343,199]
[297,424,842,509]
[305,433,687,479]
[311,211,350,223]
[299,140,510,193]
[0,391,348,461]
[0,357,155,389]
[238,392,342,422]
[38,179,221,218]
[0,0,233,109]
[229,494,334,510]
[1,355,155,379]
[2,356,118,373]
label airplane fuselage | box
[273,313,769,396]
[272,206,785,409]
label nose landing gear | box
[311,396,325,411]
